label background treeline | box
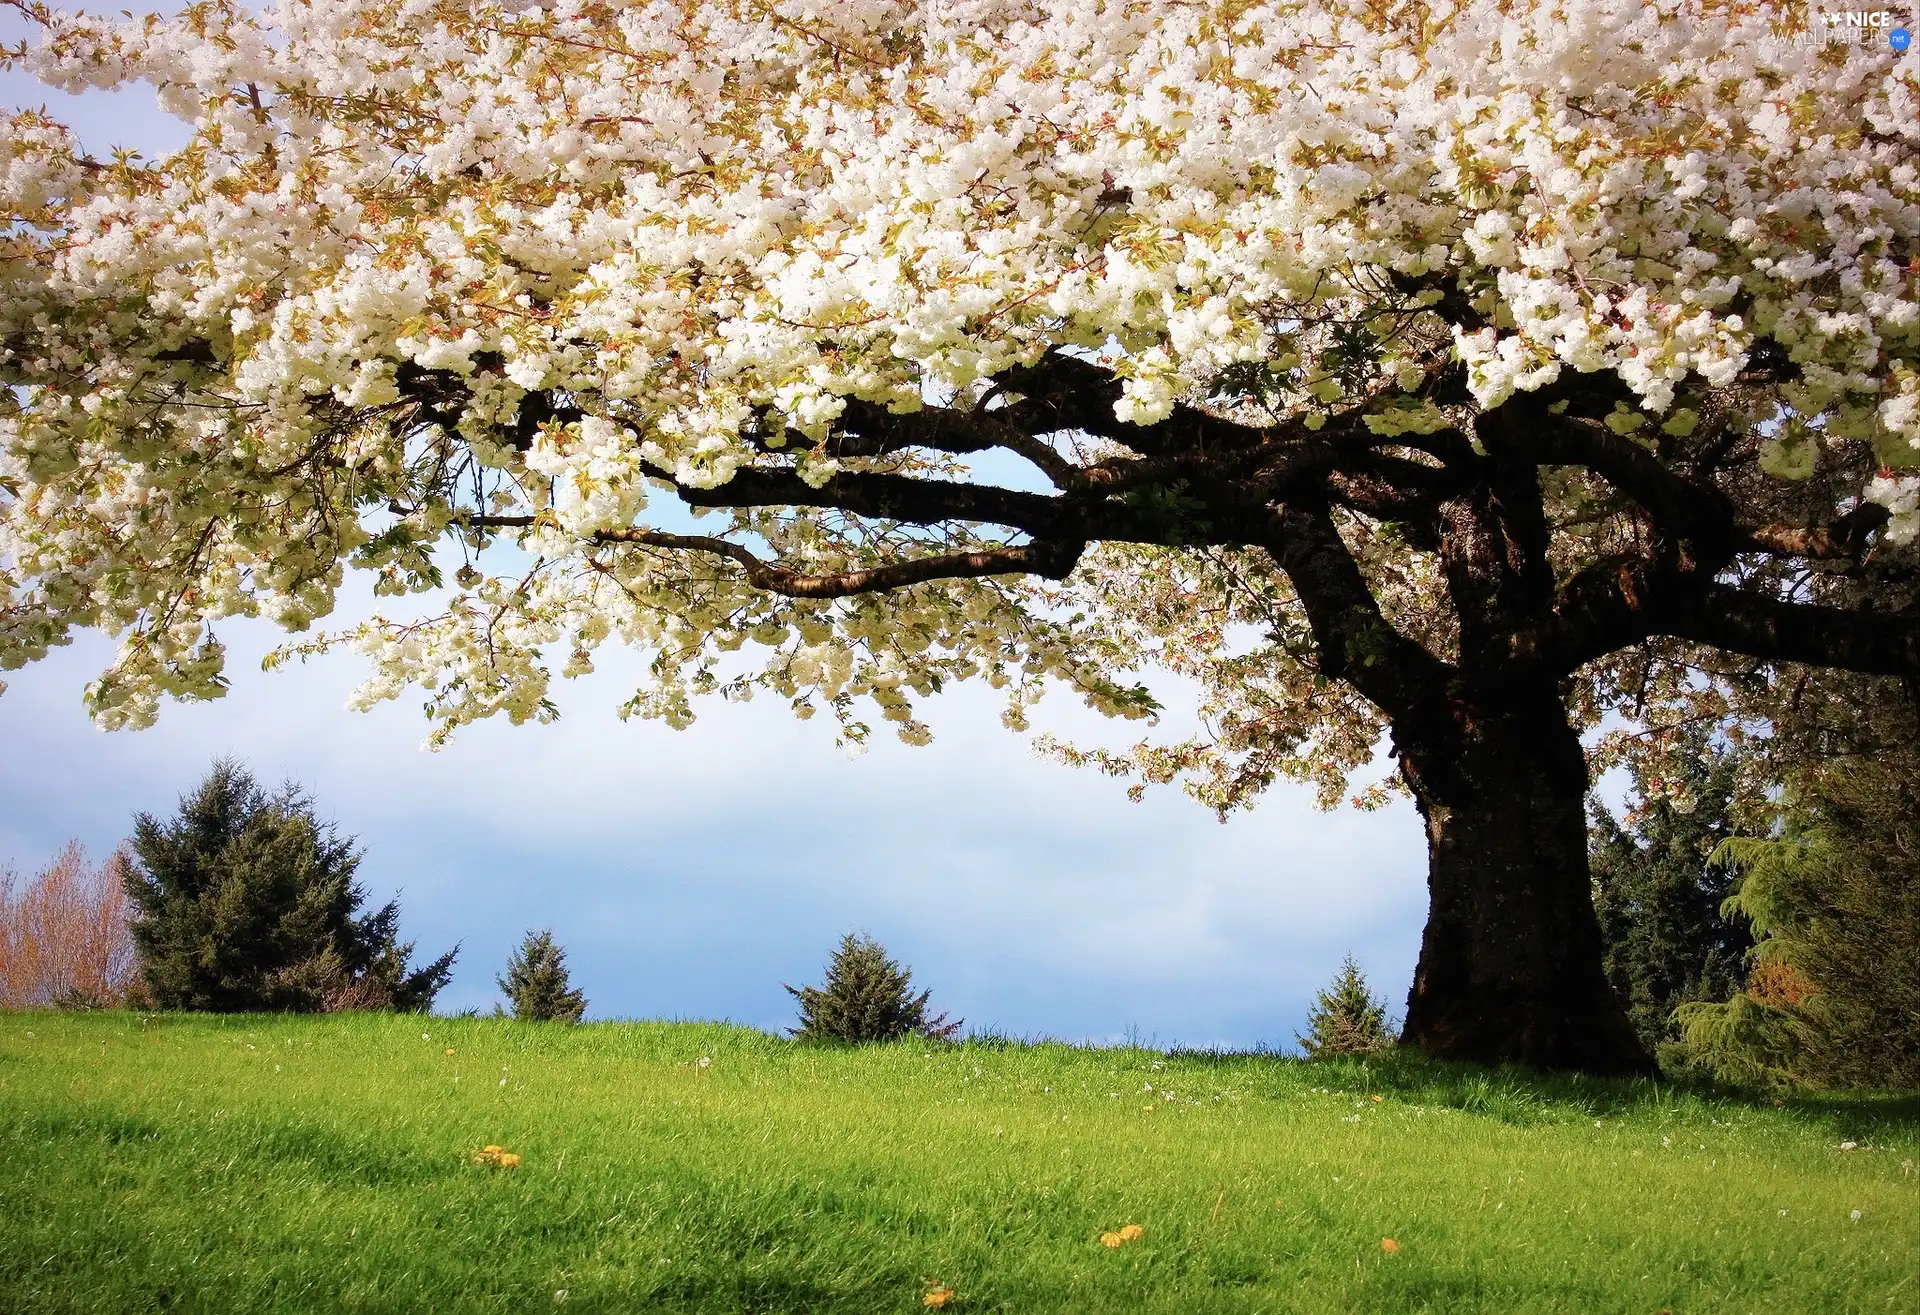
[1591,672,1920,1091]
[6,701,1917,1090]
[3,760,454,1016]
[124,760,456,1013]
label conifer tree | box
[786,933,961,1044]
[1588,725,1753,1056]
[1676,676,1920,1091]
[496,929,587,1024]
[124,759,456,1012]
[1297,956,1395,1060]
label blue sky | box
[3,602,1432,1046]
[1,32,1433,1047]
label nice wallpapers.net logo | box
[1813,9,1916,49]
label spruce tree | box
[1588,724,1753,1056]
[124,759,456,1012]
[497,929,587,1023]
[1296,956,1394,1060]
[786,933,961,1044]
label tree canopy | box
[5,0,1919,1071]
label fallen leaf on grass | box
[473,1145,522,1168]
[445,1047,456,1056]
[923,1283,954,1307]
[1381,1238,1401,1255]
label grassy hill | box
[1,1012,1914,1312]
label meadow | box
[1,1012,1914,1314]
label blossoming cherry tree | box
[5,0,1919,1072]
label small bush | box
[1297,955,1396,1059]
[786,932,960,1044]
[497,929,587,1023]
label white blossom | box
[0,0,1914,756]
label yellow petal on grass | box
[923,1283,954,1308]
[1381,1238,1401,1255]
[1371,1095,1384,1103]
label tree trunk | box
[1395,687,1654,1076]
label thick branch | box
[827,399,1086,488]
[1532,555,1683,673]
[638,455,1257,547]
[1537,554,1920,680]
[472,516,1085,598]
[1739,503,1891,561]
[648,462,1074,539]
[1665,583,1920,678]
[1258,505,1451,721]
[1531,415,1738,566]
[995,351,1271,457]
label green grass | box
[1,1013,1915,1313]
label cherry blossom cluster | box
[1,0,1915,757]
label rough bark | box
[1394,687,1654,1075]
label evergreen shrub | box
[785,932,961,1044]
[1297,955,1395,1059]
[497,929,587,1023]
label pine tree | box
[1296,956,1394,1060]
[496,929,587,1023]
[1588,725,1753,1056]
[124,759,456,1012]
[785,932,961,1044]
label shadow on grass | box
[988,1037,1920,1131]
[9,1102,442,1188]
[1771,1090,1920,1137]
